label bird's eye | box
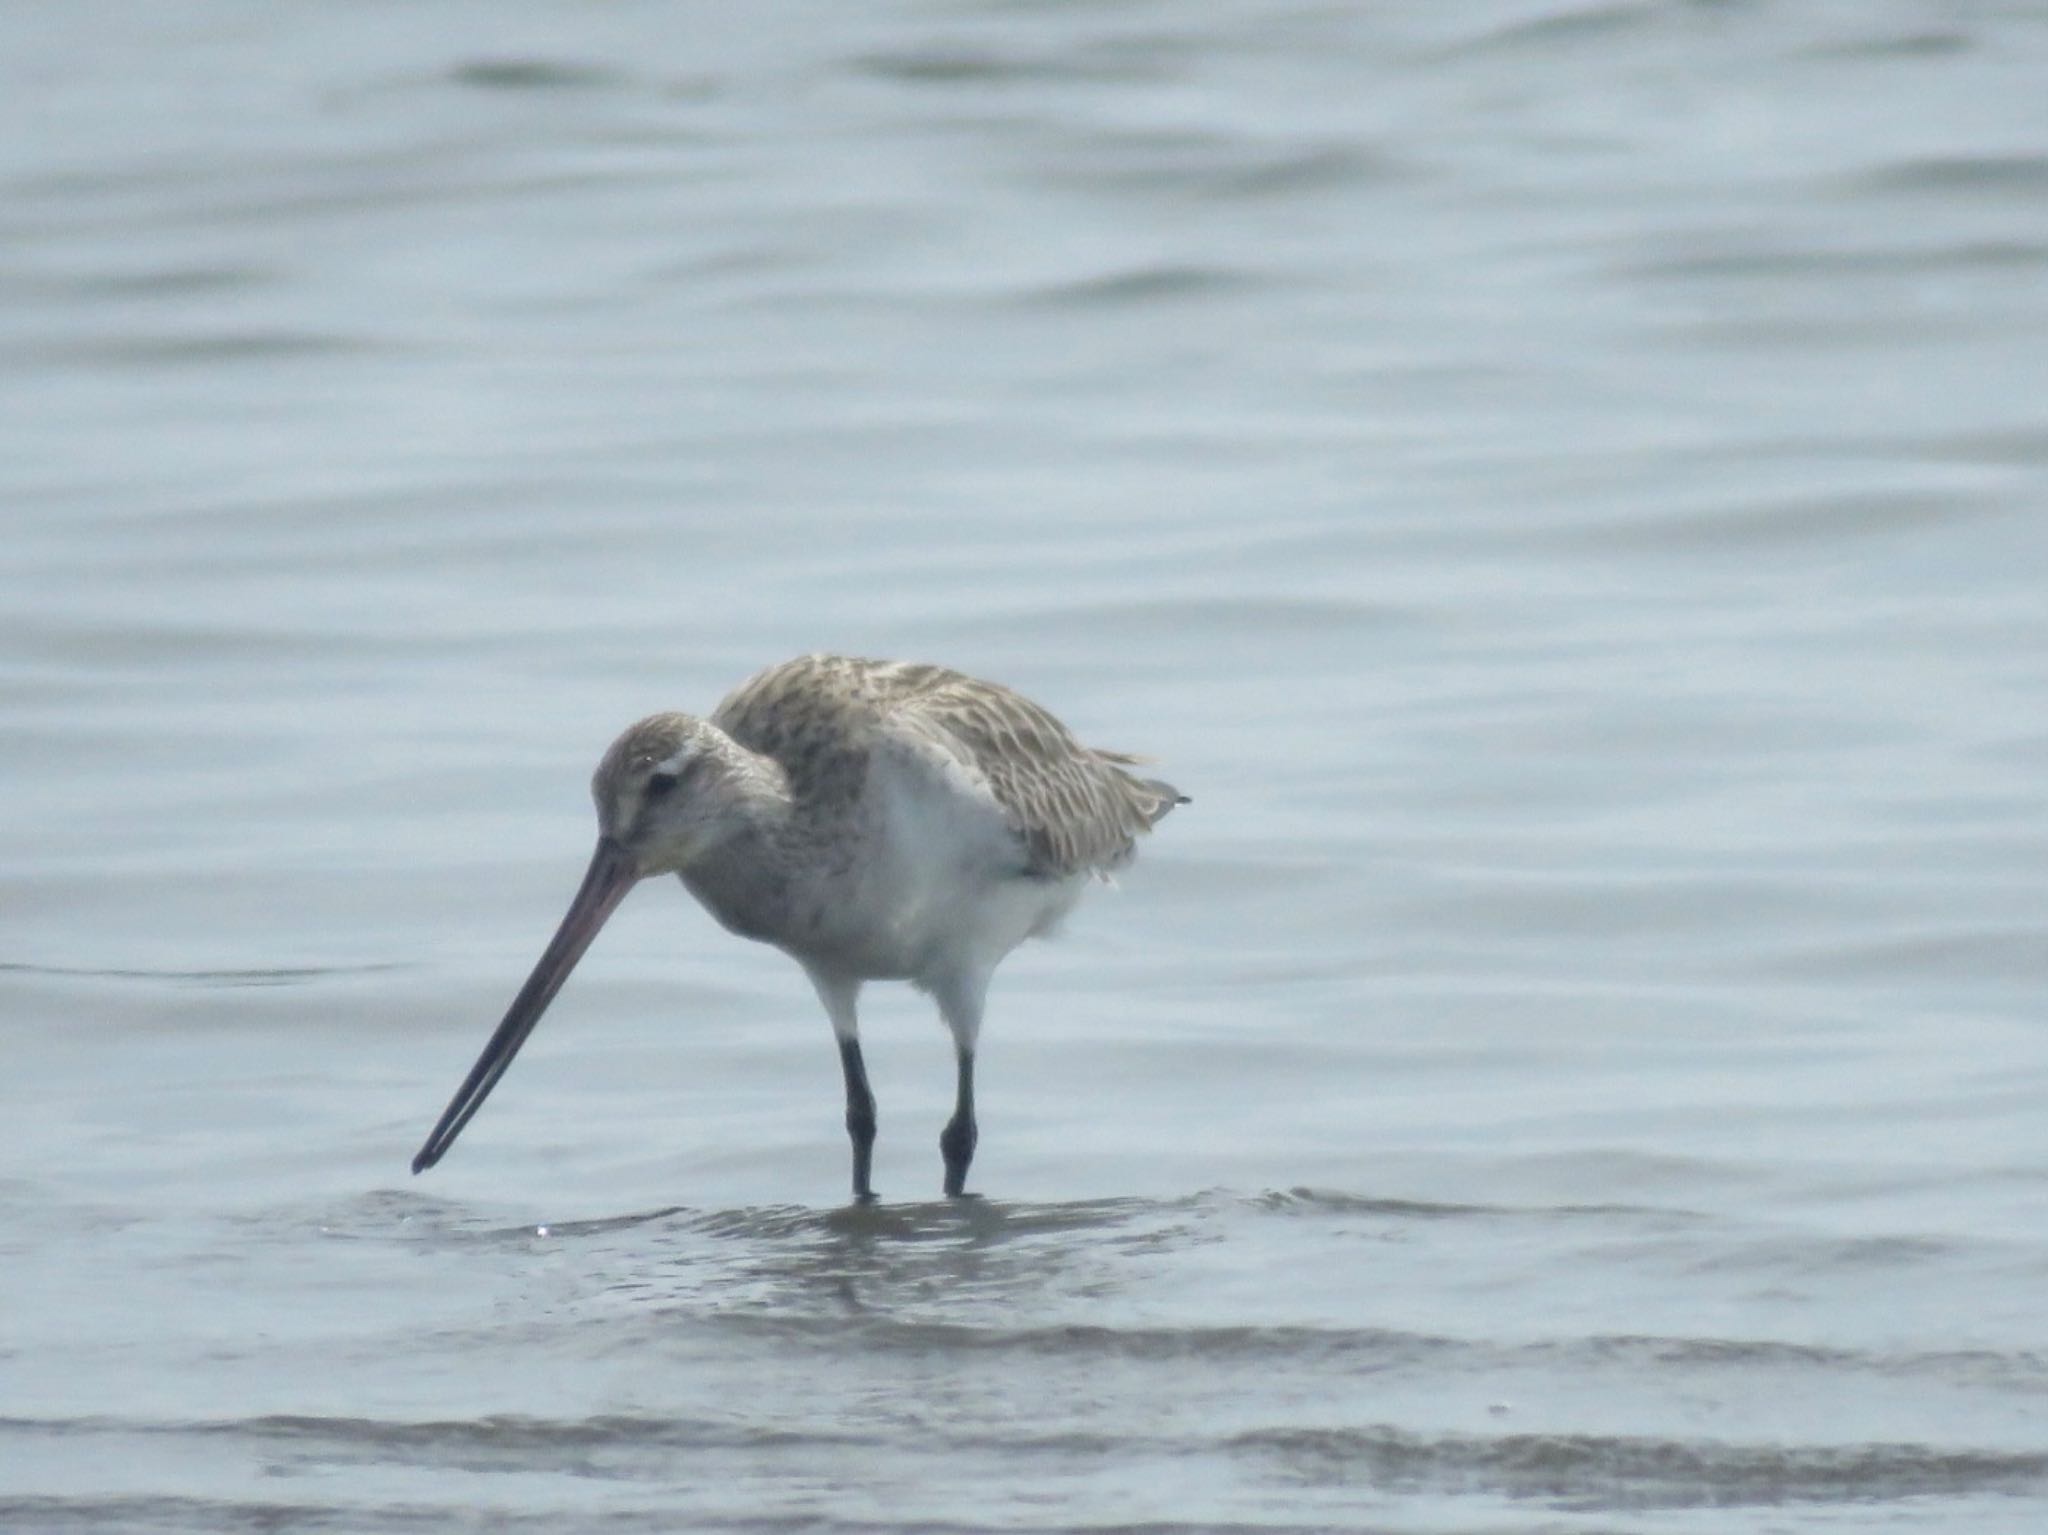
[644,770,680,800]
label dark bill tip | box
[410,837,640,1174]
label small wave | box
[1018,263,1256,309]
[1015,126,1397,207]
[357,1182,1702,1257]
[13,1412,2042,1516]
[698,1310,2048,1394]
[39,331,377,367]
[0,1490,1312,1535]
[0,960,406,988]
[40,263,273,298]
[1803,29,1970,59]
[0,1410,867,1453]
[710,1313,1460,1368]
[855,45,1152,88]
[471,1181,1678,1252]
[1431,3,1654,60]
[447,58,625,93]
[1535,488,1974,555]
[1623,240,2048,282]
[1235,1424,2048,1508]
[1850,153,2048,196]
[1252,1185,1681,1222]
[0,1499,353,1535]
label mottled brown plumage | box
[713,655,1181,875]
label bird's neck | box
[715,733,795,827]
[679,741,799,942]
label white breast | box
[798,730,1087,984]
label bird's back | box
[713,655,1183,877]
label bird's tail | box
[1136,777,1188,826]
[1096,749,1189,827]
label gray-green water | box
[5,3,2047,1530]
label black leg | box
[939,1047,977,1198]
[838,1036,878,1204]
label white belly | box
[792,746,1086,983]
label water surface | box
[4,2,2047,1530]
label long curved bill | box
[411,838,641,1174]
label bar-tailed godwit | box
[410,654,1185,1201]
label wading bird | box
[410,654,1184,1201]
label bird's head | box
[409,710,775,1177]
[592,711,757,878]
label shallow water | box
[5,2,2048,1530]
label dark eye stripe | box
[644,769,680,799]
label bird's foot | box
[939,1115,977,1198]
